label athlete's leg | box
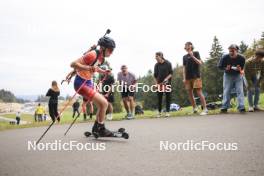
[92,93,108,123]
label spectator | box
[117,65,137,119]
[16,111,21,125]
[218,44,246,113]
[46,81,60,122]
[82,98,94,121]
[154,51,173,117]
[43,113,48,121]
[244,49,264,112]
[183,42,208,115]
[100,65,115,120]
[72,100,80,118]
[35,103,45,122]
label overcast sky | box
[0,0,263,96]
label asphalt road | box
[0,112,264,176]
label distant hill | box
[17,94,66,102]
[0,89,30,103]
[16,95,38,102]
[1,89,67,103]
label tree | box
[244,39,259,58]
[170,65,189,106]
[261,32,264,41]
[258,32,264,49]
[0,89,16,102]
[137,70,157,110]
[35,95,49,102]
[239,41,248,54]
[202,36,224,101]
[0,89,28,103]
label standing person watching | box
[72,99,80,118]
[99,65,115,120]
[35,103,45,122]
[46,81,60,122]
[154,51,173,117]
[183,42,208,115]
[117,65,137,119]
[16,111,21,125]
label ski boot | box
[92,121,113,138]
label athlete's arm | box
[66,70,76,79]
[70,58,93,71]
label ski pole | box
[63,73,109,136]
[64,114,79,136]
[36,80,88,145]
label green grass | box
[1,94,264,131]
[2,113,35,122]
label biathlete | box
[70,36,115,137]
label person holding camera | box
[218,44,246,113]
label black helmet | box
[98,36,116,49]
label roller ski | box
[84,121,129,139]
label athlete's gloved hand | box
[90,66,98,72]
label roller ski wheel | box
[118,128,125,133]
[84,131,92,137]
[84,129,129,139]
[122,132,129,139]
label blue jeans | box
[222,73,245,110]
[247,76,260,107]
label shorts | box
[74,75,96,101]
[121,88,135,98]
[103,93,114,103]
[185,78,203,90]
